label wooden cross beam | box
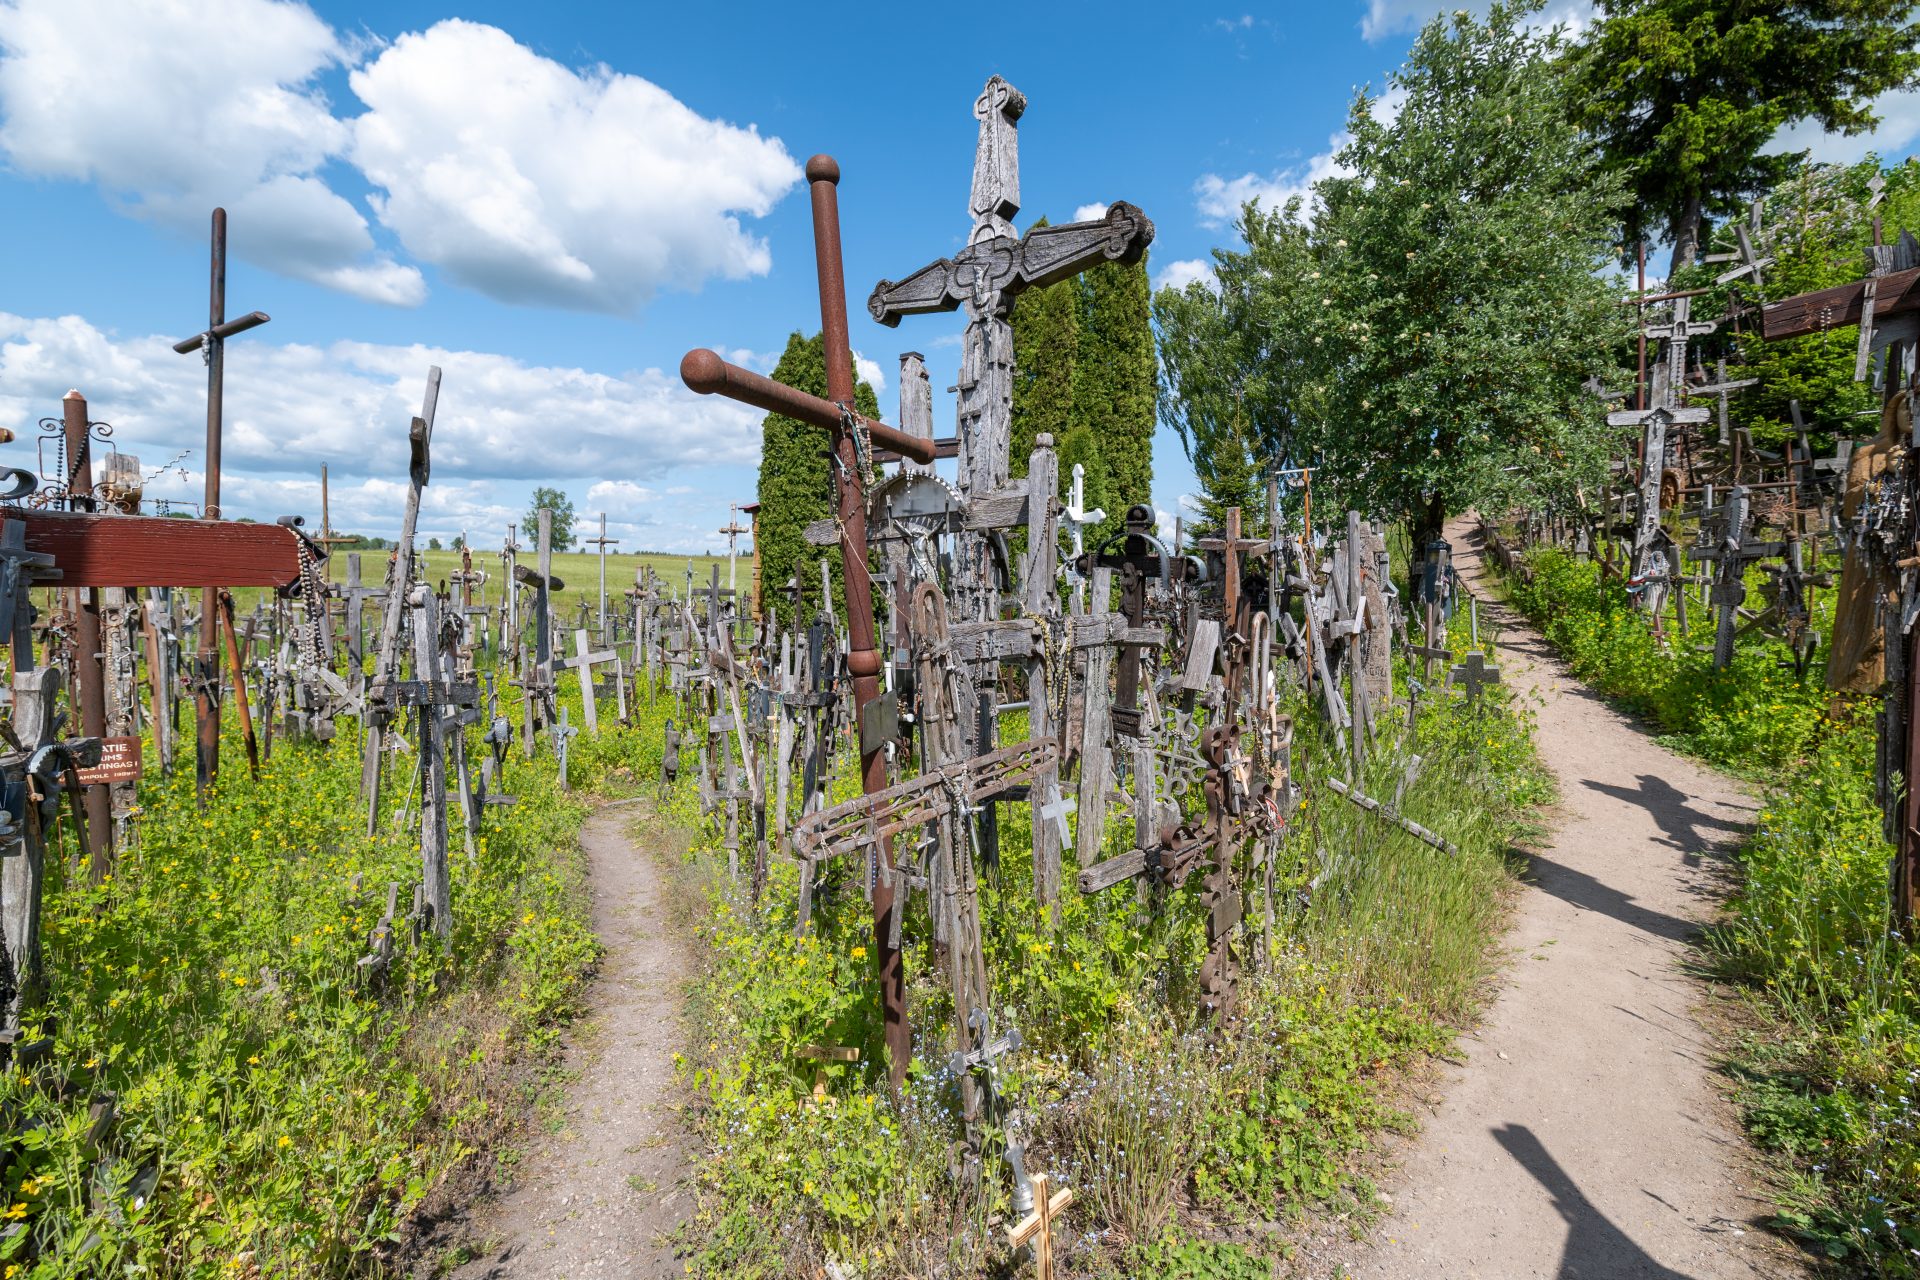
[171,208,271,806]
[1005,1171,1073,1280]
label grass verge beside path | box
[0,669,658,1278]
[1499,541,1920,1275]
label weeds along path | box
[450,802,693,1279]
[1343,519,1802,1280]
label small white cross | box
[1039,783,1077,845]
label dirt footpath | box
[452,804,694,1280]
[1331,519,1807,1280]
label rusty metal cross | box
[680,155,935,1087]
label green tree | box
[1573,0,1920,276]
[1158,5,1630,544]
[1157,204,1325,532]
[522,486,577,552]
[754,332,880,625]
[1715,155,1920,448]
[1010,226,1080,479]
[1074,255,1156,543]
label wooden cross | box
[1038,782,1076,848]
[1447,650,1502,706]
[681,153,936,1087]
[559,628,617,734]
[867,74,1153,503]
[1689,485,1785,670]
[718,504,751,620]
[1005,1172,1073,1280]
[362,367,442,833]
[170,207,271,805]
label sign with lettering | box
[77,736,141,786]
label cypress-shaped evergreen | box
[1073,255,1156,544]
[752,331,879,625]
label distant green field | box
[407,548,738,616]
[211,547,739,619]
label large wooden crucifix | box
[171,208,271,803]
[866,76,1153,506]
[681,156,936,1086]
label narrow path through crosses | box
[1341,519,1806,1280]
[453,804,692,1280]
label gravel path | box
[1334,519,1807,1280]
[452,803,694,1279]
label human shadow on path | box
[1581,774,1746,859]
[1519,850,1701,943]
[1493,1124,1701,1280]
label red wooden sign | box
[76,736,142,786]
[4,510,305,588]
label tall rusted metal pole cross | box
[172,208,270,804]
[681,156,936,1086]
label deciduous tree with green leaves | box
[522,486,576,552]
[1160,5,1629,544]
[1573,0,1920,276]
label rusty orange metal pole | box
[806,154,910,1087]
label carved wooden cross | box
[867,75,1154,505]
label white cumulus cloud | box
[1155,258,1219,293]
[0,0,423,305]
[0,312,763,520]
[0,4,803,313]
[346,19,801,312]
[1073,202,1110,222]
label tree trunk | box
[1667,187,1704,281]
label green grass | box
[1501,540,1920,1274]
[0,652,658,1277]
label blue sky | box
[0,0,1910,555]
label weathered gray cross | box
[586,513,620,640]
[867,74,1154,507]
[1447,650,1502,706]
[559,628,618,734]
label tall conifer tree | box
[1073,256,1156,542]
[753,331,879,624]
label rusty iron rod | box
[806,154,910,1087]
[61,390,112,879]
[679,349,936,465]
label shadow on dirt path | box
[1327,518,1806,1280]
